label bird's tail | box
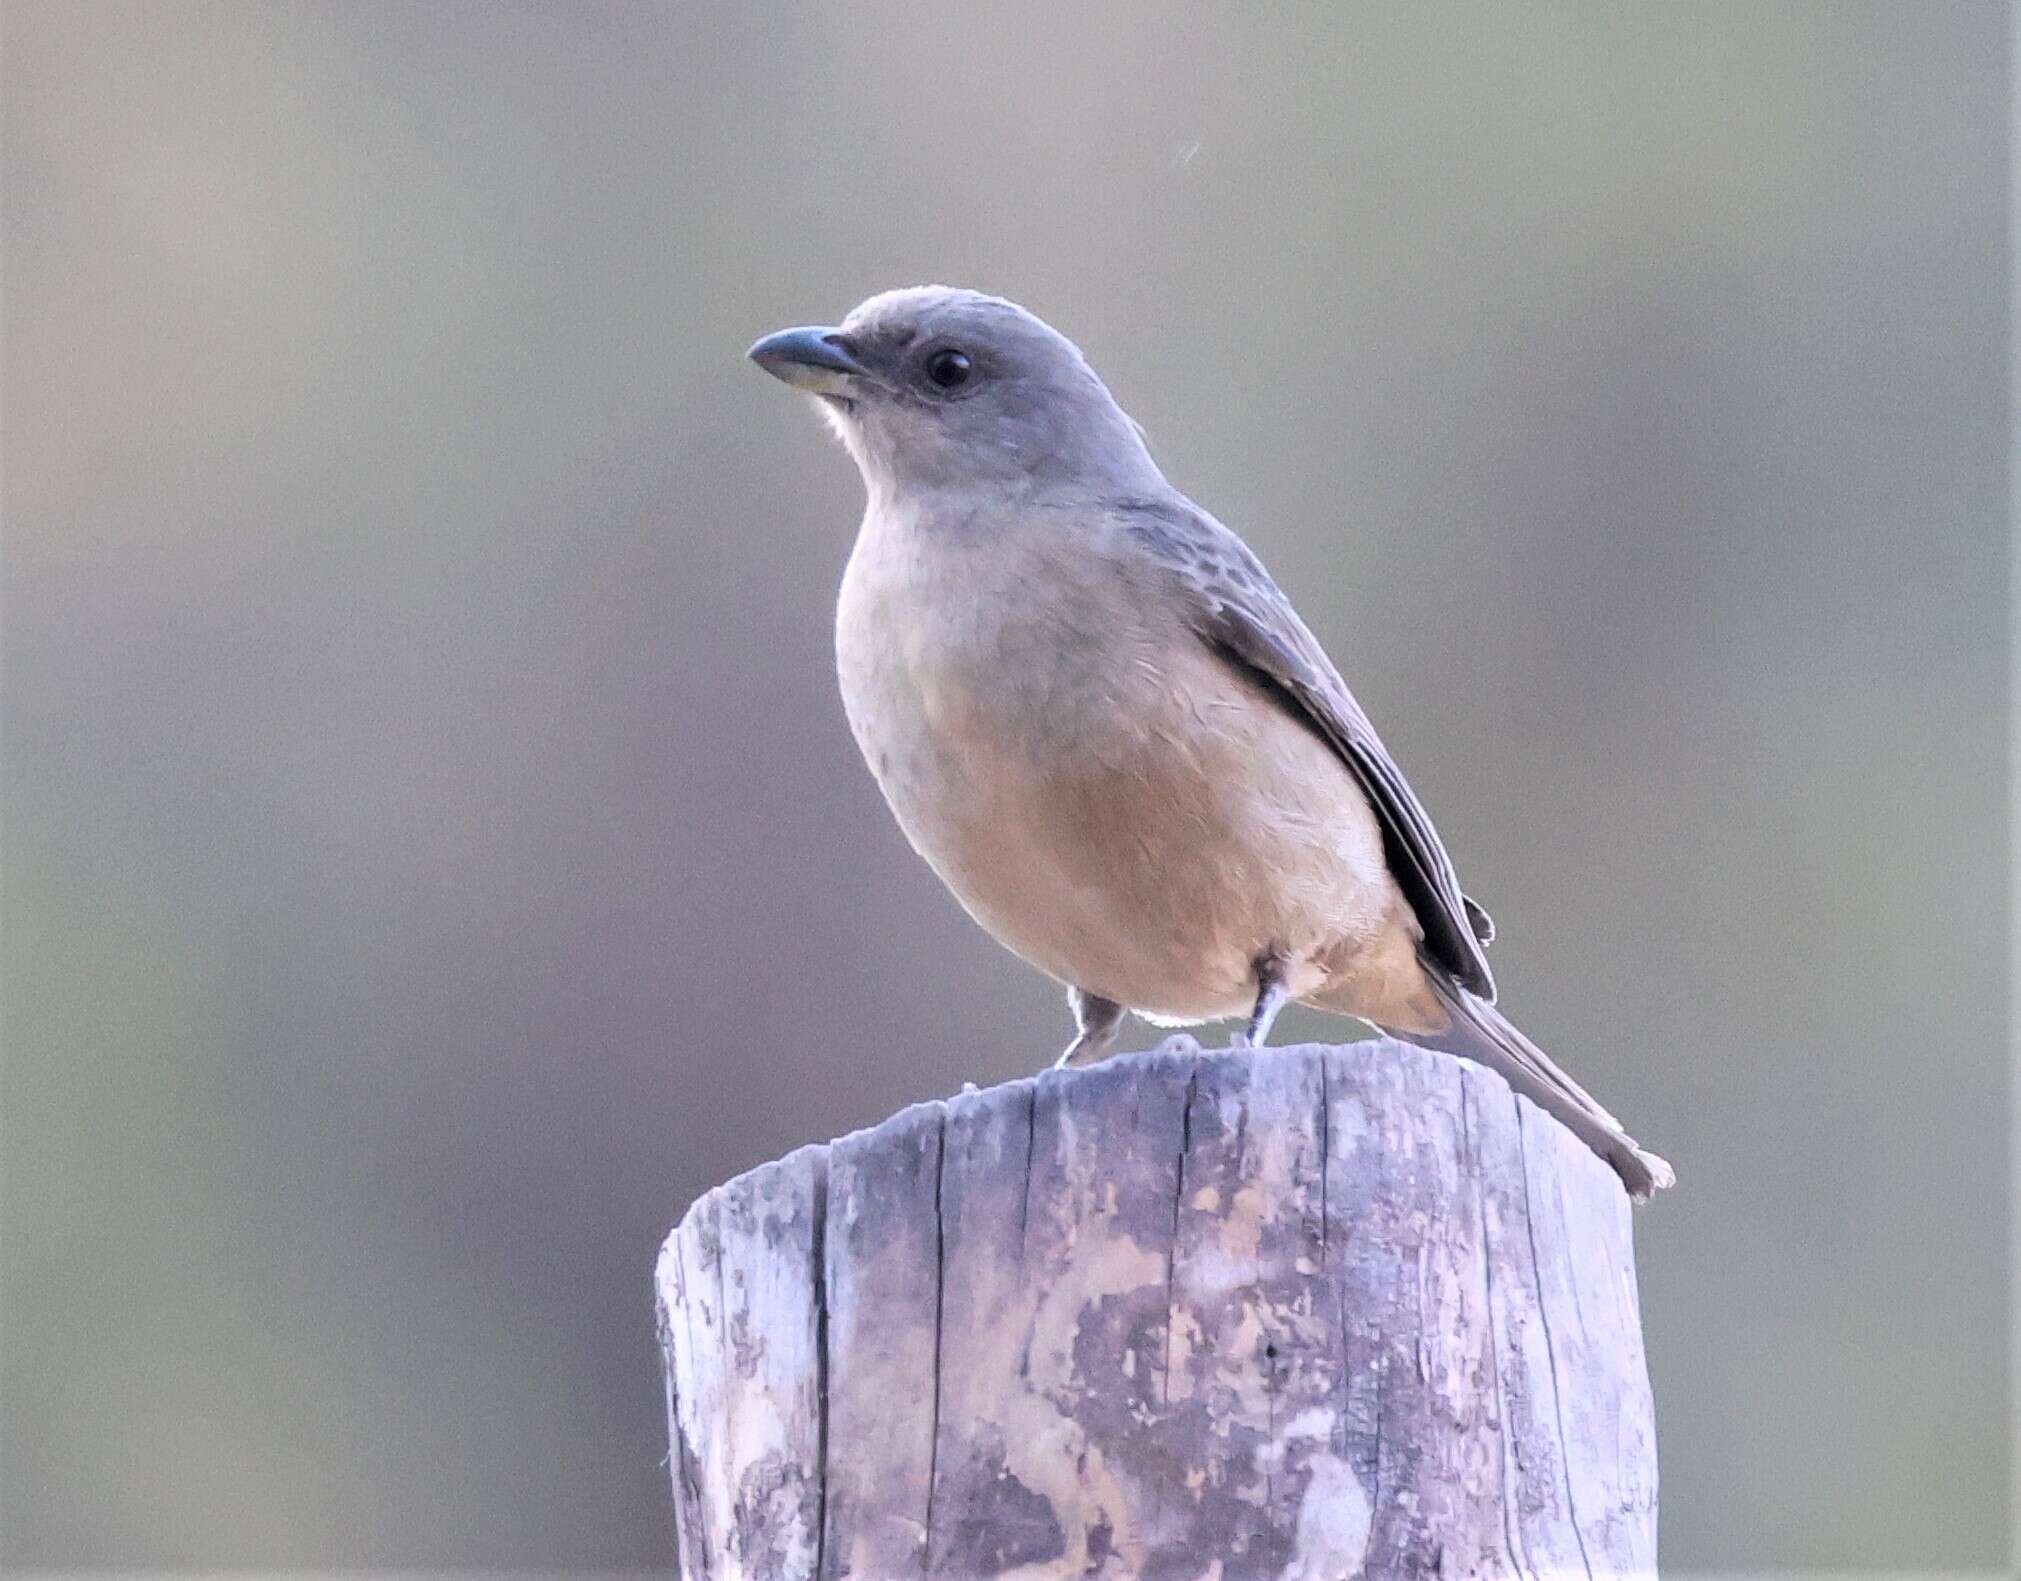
[1395,976,1675,1202]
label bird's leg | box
[1055,987,1126,1068]
[1236,955,1290,1049]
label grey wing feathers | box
[1116,497,1499,1000]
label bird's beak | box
[747,325,875,397]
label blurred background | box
[3,1,2009,1572]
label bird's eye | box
[924,348,973,390]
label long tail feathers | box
[1399,977,1675,1202]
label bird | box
[748,286,1672,1200]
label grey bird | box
[749,286,1673,1199]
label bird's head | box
[748,286,1162,502]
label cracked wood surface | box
[657,1037,1657,1580]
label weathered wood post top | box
[657,1036,1657,1579]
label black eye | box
[924,348,973,390]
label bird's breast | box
[833,513,1402,1019]
[835,514,1126,782]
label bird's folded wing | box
[1115,498,1498,1001]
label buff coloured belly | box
[842,628,1413,1025]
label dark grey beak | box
[747,325,874,396]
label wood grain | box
[656,1037,1657,1579]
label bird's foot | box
[1238,954,1290,1050]
[1056,987,1125,1068]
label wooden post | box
[656,1036,1658,1579]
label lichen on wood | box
[657,1036,1657,1579]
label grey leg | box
[1236,956,1289,1048]
[1055,988,1126,1068]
